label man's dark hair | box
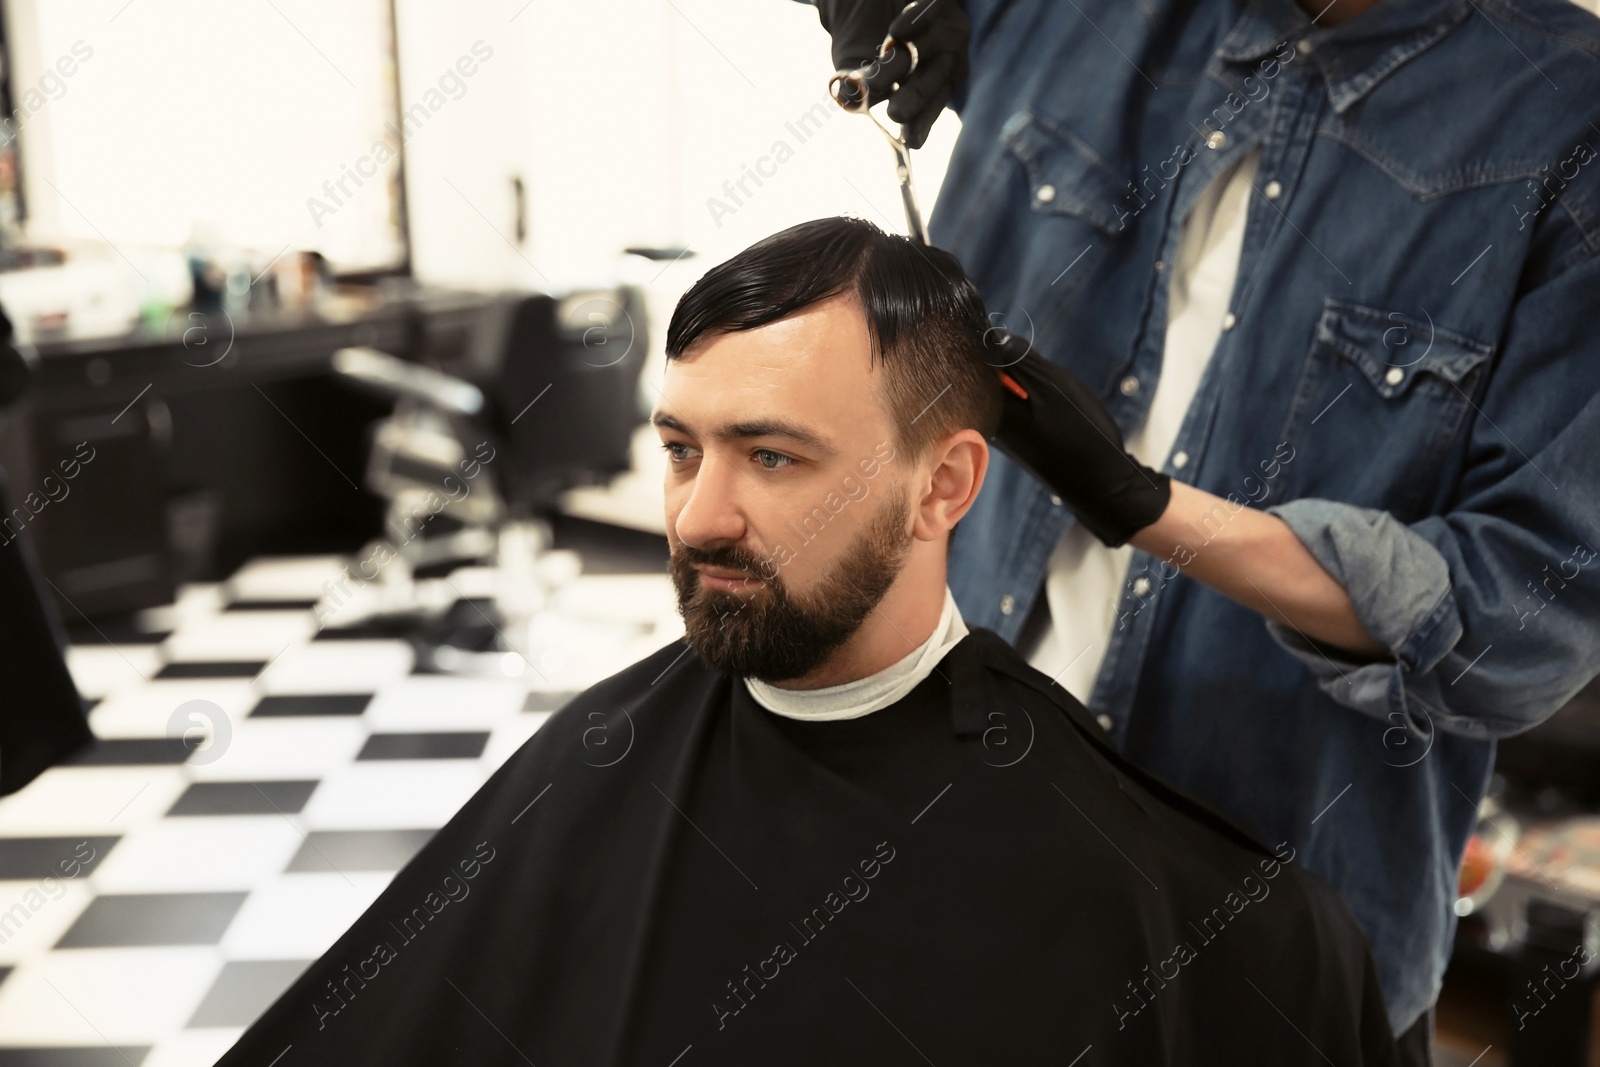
[665,216,1003,465]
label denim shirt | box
[925,0,1600,1035]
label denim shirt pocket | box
[1277,299,1494,520]
[943,109,1129,324]
[1001,110,1129,235]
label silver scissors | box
[830,47,1036,404]
[828,37,929,245]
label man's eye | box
[661,442,694,463]
[754,449,793,471]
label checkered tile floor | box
[0,553,681,1065]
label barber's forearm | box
[1127,481,1390,659]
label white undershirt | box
[745,584,970,720]
[1023,146,1263,702]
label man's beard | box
[668,480,914,684]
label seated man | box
[219,217,1399,1066]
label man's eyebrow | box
[650,411,840,458]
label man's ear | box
[911,429,989,542]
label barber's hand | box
[984,331,1171,548]
[814,0,970,149]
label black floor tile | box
[357,732,488,761]
[54,891,247,948]
[523,691,582,713]
[224,599,319,612]
[62,738,192,766]
[155,661,266,679]
[166,780,318,816]
[64,610,169,647]
[187,959,312,1027]
[0,836,116,880]
[0,1049,150,1066]
[286,829,435,873]
[250,693,372,717]
[313,618,418,641]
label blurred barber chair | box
[329,285,648,676]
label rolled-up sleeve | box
[1263,245,1600,743]
[1262,498,1464,722]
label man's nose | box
[672,454,750,550]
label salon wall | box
[394,0,961,291]
[2,0,960,292]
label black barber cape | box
[220,627,1399,1066]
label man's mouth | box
[697,565,764,592]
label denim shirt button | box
[1206,130,1226,150]
[1154,259,1165,271]
[1385,366,1405,385]
[1295,38,1313,55]
[1096,714,1114,731]
[1050,494,1063,505]
[1132,577,1152,596]
[1172,450,1189,470]
[1264,180,1283,200]
[1036,184,1057,204]
[1000,594,1016,615]
[1221,312,1237,331]
[1120,375,1140,396]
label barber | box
[808,0,1600,1062]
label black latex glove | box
[984,330,1172,548]
[813,0,970,149]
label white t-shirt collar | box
[743,584,969,721]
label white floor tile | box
[226,555,351,602]
[0,947,221,1044]
[161,612,316,662]
[66,645,166,700]
[0,767,190,836]
[220,873,393,959]
[256,640,414,694]
[363,676,525,731]
[88,680,257,741]
[89,818,304,894]
[171,584,228,626]
[300,763,487,831]
[185,718,369,783]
